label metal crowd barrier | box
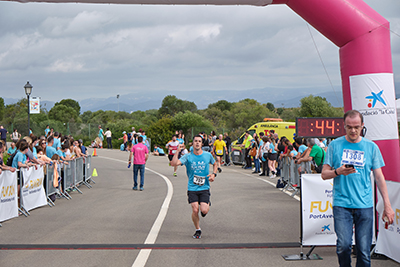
[279,156,311,197]
[1,156,97,226]
[45,164,58,206]
[84,155,95,185]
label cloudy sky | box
[0,0,399,106]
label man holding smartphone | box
[321,110,394,267]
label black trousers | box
[107,137,113,149]
[244,148,252,168]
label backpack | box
[127,132,132,141]
[6,150,18,167]
[276,179,285,188]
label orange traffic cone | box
[92,148,98,157]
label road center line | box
[97,156,173,267]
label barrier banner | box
[0,171,18,222]
[375,181,400,263]
[21,166,47,212]
[301,174,336,246]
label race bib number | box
[172,150,177,154]
[193,175,206,186]
[217,149,223,155]
[341,149,364,167]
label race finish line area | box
[0,242,301,250]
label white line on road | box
[97,156,173,267]
[229,168,300,201]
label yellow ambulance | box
[230,119,296,165]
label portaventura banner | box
[301,174,336,246]
[375,181,400,264]
[302,174,375,246]
[0,170,18,222]
[21,166,47,212]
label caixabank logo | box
[315,223,335,236]
[365,90,386,108]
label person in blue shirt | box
[321,110,394,267]
[152,145,165,156]
[78,139,87,155]
[46,136,57,159]
[171,135,218,239]
[12,142,34,169]
[52,132,61,150]
[44,125,50,137]
[7,142,17,156]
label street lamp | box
[117,94,120,112]
[24,81,33,135]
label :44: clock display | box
[296,117,346,138]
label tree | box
[265,102,275,112]
[299,95,343,118]
[54,99,81,115]
[207,100,233,111]
[158,95,197,118]
[226,99,277,130]
[148,116,175,147]
[48,104,81,124]
[172,111,213,134]
[0,97,4,121]
[279,108,300,122]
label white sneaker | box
[270,174,276,178]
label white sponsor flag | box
[0,171,18,222]
[30,96,40,114]
[350,73,398,141]
[20,166,47,211]
[375,181,400,264]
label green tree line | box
[0,95,344,149]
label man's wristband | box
[212,173,217,177]
[334,169,339,176]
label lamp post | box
[117,94,120,112]
[24,81,33,135]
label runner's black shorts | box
[187,190,210,204]
[168,154,181,161]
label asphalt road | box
[0,148,399,267]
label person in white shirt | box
[104,128,112,149]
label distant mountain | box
[78,87,345,113]
[4,81,399,113]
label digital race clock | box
[296,117,346,138]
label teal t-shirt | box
[324,136,384,209]
[7,147,17,155]
[12,151,26,169]
[179,151,215,191]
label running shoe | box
[218,167,222,173]
[173,172,177,177]
[201,211,207,217]
[193,230,202,239]
[270,174,276,178]
[133,186,138,190]
[140,187,144,191]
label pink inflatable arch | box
[6,0,399,182]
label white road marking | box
[97,156,173,267]
[229,168,300,201]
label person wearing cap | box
[119,131,128,151]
